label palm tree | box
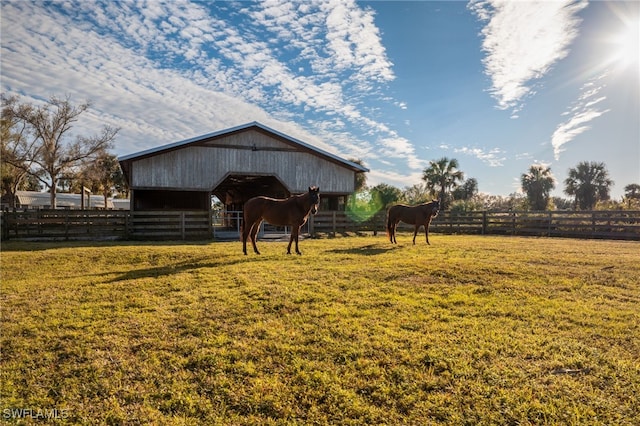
[624,184,640,200]
[624,183,640,208]
[348,158,367,192]
[452,177,478,201]
[564,161,613,210]
[422,157,464,209]
[521,164,555,210]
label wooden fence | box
[1,210,212,241]
[309,210,640,241]
[1,209,639,241]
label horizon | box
[1,1,638,200]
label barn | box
[118,122,368,214]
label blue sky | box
[2,0,638,199]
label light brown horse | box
[386,200,440,245]
[242,186,320,255]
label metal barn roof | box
[118,121,369,173]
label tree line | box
[1,95,126,209]
[2,95,638,212]
[354,157,639,213]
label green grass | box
[1,235,639,425]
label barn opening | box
[213,174,290,211]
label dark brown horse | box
[386,200,440,245]
[242,186,320,255]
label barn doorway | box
[211,174,293,240]
[212,174,290,207]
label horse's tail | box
[386,207,393,240]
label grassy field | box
[1,234,639,425]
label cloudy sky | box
[2,0,638,199]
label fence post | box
[209,210,214,239]
[482,211,487,235]
[181,211,186,240]
[309,214,315,236]
[332,211,337,237]
[0,212,6,241]
[65,211,70,240]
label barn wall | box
[130,130,356,194]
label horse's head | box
[308,186,320,214]
[431,199,440,217]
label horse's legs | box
[242,219,252,255]
[412,224,420,245]
[388,218,397,244]
[392,222,398,244]
[425,223,431,245]
[294,226,302,255]
[287,226,302,255]
[389,221,395,244]
[250,220,262,254]
[286,229,294,255]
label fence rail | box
[1,210,212,241]
[2,209,639,241]
[309,210,640,241]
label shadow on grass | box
[0,240,213,252]
[77,253,266,283]
[326,244,399,256]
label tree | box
[402,183,433,205]
[76,152,125,207]
[1,104,33,207]
[348,158,367,192]
[564,161,613,210]
[552,196,573,210]
[452,178,478,201]
[624,183,640,200]
[521,164,555,210]
[623,183,640,209]
[370,183,402,208]
[422,157,464,210]
[1,95,119,208]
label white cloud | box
[551,73,610,160]
[469,0,588,112]
[320,0,394,84]
[366,169,424,190]
[1,0,415,171]
[454,146,506,167]
[378,136,425,170]
[515,152,533,161]
[0,1,276,153]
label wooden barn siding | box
[131,130,356,193]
